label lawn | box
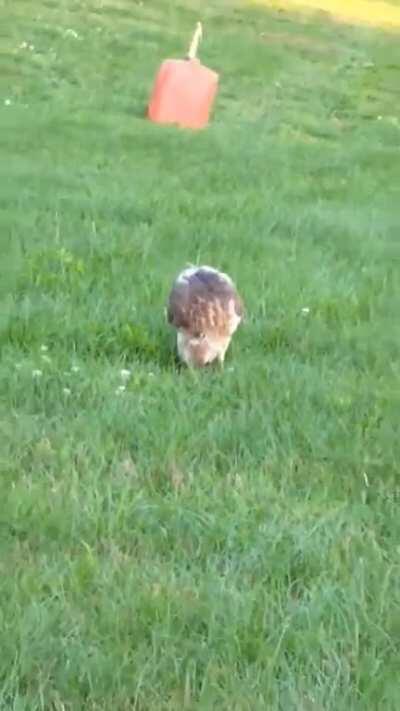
[0,0,399,708]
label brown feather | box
[168,267,243,336]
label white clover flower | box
[63,387,71,396]
[4,99,11,106]
[120,369,131,381]
[40,344,48,352]
[115,385,126,395]
[32,369,43,378]
[301,307,310,315]
[71,365,80,373]
[65,29,79,39]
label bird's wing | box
[195,268,244,324]
[168,267,244,336]
[167,279,191,329]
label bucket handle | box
[187,22,203,60]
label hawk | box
[167,265,244,367]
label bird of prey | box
[167,265,244,367]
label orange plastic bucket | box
[147,23,219,130]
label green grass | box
[1,0,399,708]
